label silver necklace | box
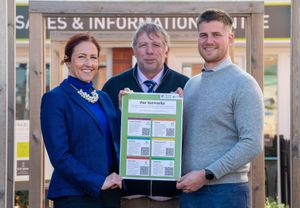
[70,84,99,103]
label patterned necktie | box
[144,80,156,93]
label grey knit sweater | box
[182,60,264,184]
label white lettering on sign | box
[177,17,187,30]
[153,17,162,27]
[165,17,169,29]
[57,17,67,30]
[117,17,127,30]
[16,15,272,34]
[232,17,246,30]
[16,15,29,30]
[264,14,270,29]
[47,17,58,30]
[16,15,26,29]
[107,18,115,30]
[87,17,198,30]
[92,17,105,30]
[128,18,138,30]
[47,17,68,30]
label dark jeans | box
[180,183,250,208]
[53,189,121,208]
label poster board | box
[120,92,183,181]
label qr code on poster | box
[166,148,174,157]
[142,128,150,136]
[140,166,149,176]
[166,128,175,137]
[141,147,150,156]
[164,167,174,176]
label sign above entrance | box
[46,16,198,31]
[17,4,290,39]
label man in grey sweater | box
[176,9,264,208]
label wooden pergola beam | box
[0,0,8,205]
[7,0,16,207]
[29,12,45,208]
[247,12,265,207]
[29,1,264,14]
[0,0,15,207]
[291,0,300,207]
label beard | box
[199,46,227,65]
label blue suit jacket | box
[40,79,120,199]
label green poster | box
[120,92,183,181]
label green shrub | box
[265,197,285,208]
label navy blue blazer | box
[40,79,120,199]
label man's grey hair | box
[131,22,170,48]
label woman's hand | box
[101,172,122,190]
[118,88,133,111]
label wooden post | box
[7,0,16,207]
[291,0,300,207]
[50,38,64,89]
[0,0,8,206]
[29,12,45,208]
[245,13,265,208]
